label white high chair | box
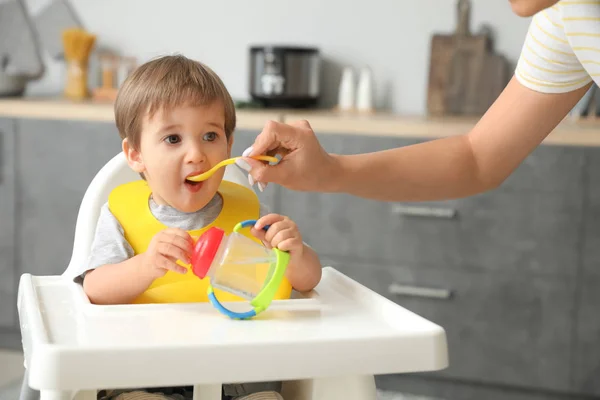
[16,152,449,400]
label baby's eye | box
[203,132,217,142]
[164,134,181,144]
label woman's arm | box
[329,77,591,202]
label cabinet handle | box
[388,283,453,300]
[392,204,457,219]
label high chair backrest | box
[62,152,253,280]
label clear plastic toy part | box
[187,156,278,182]
[206,219,290,320]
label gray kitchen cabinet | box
[283,187,581,277]
[324,257,576,393]
[0,329,22,350]
[572,147,600,397]
[0,118,16,330]
[572,277,600,397]
[502,144,586,195]
[582,147,600,280]
[16,119,122,277]
[376,375,576,400]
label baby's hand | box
[251,214,304,255]
[142,228,192,278]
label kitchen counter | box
[0,97,284,131]
[1,97,600,146]
[284,109,600,147]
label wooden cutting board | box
[427,0,509,116]
[468,52,509,115]
[444,34,488,115]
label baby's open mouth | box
[184,178,203,193]
[185,178,202,185]
[184,173,205,192]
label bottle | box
[356,66,374,114]
[337,67,355,111]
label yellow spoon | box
[186,155,278,182]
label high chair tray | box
[17,266,448,391]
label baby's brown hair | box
[114,54,236,149]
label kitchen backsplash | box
[21,0,530,115]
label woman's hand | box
[236,119,341,192]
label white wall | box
[24,0,532,115]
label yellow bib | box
[108,180,292,304]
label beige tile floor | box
[0,350,23,385]
[0,350,24,399]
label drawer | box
[325,258,576,392]
[581,148,600,280]
[581,204,600,280]
[502,144,585,194]
[17,120,123,277]
[376,375,575,400]
[0,329,22,351]
[282,188,582,277]
[572,276,600,397]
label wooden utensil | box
[427,33,459,116]
[469,52,509,115]
[427,0,509,116]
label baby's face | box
[125,102,232,213]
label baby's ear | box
[227,134,234,155]
[122,138,145,173]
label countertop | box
[0,97,284,131]
[283,109,600,147]
[1,97,600,146]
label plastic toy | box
[191,219,290,319]
[187,155,278,182]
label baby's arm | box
[285,240,322,293]
[84,254,156,305]
[254,206,322,293]
[82,204,191,305]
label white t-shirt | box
[515,1,600,93]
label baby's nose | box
[186,146,205,163]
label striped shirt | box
[515,1,600,94]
